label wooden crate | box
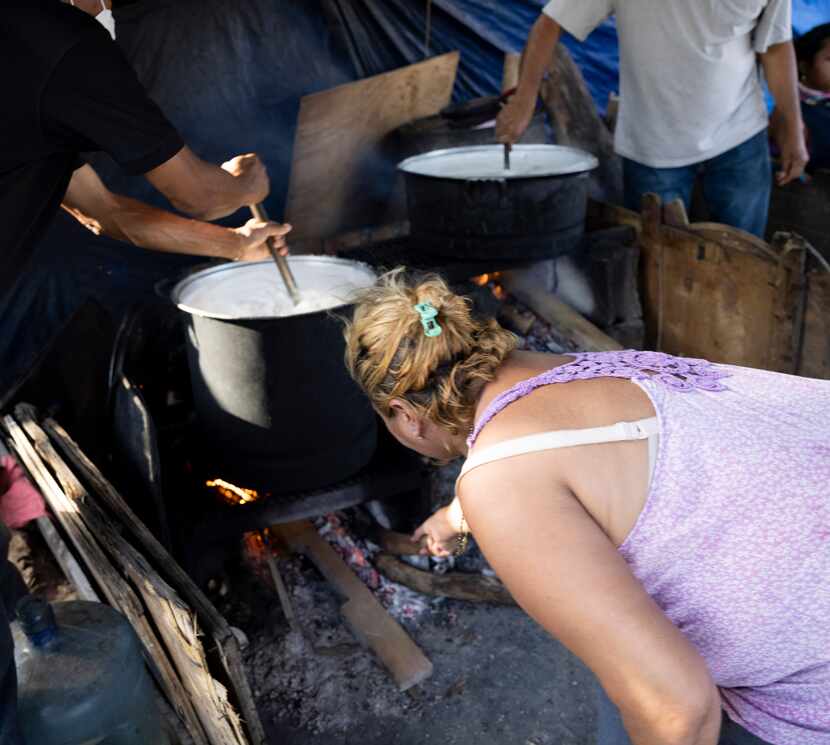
[588,197,829,378]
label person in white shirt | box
[497,1,807,237]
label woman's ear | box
[388,398,424,439]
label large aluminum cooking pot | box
[171,256,378,493]
[398,144,598,260]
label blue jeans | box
[596,683,771,745]
[623,130,772,237]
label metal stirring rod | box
[249,203,301,305]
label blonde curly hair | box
[344,268,517,435]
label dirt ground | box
[211,530,598,745]
[12,519,599,745]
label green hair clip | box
[413,302,442,337]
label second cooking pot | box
[398,144,598,260]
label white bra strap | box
[458,416,659,484]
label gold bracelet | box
[454,515,469,557]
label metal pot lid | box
[171,255,377,321]
[398,144,599,180]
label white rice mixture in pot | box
[174,258,376,319]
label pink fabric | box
[0,455,46,529]
[800,81,830,103]
[469,351,830,744]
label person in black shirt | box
[0,3,290,742]
[0,0,290,329]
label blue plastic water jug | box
[12,597,170,745]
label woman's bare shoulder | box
[471,352,592,448]
[471,351,654,451]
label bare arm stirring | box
[62,165,290,261]
[496,15,562,145]
[144,147,272,221]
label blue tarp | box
[332,0,830,114]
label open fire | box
[206,478,264,506]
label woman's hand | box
[231,219,291,261]
[411,506,460,557]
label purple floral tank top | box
[468,351,830,745]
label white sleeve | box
[753,0,792,52]
[542,0,614,42]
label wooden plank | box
[265,551,301,634]
[284,53,459,242]
[500,273,622,352]
[3,412,208,745]
[41,418,267,745]
[16,408,242,745]
[274,520,433,692]
[375,554,516,606]
[123,546,247,745]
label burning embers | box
[206,478,264,506]
[471,272,507,300]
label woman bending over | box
[344,269,830,745]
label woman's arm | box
[412,495,467,557]
[459,459,722,745]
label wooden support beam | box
[273,520,433,692]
